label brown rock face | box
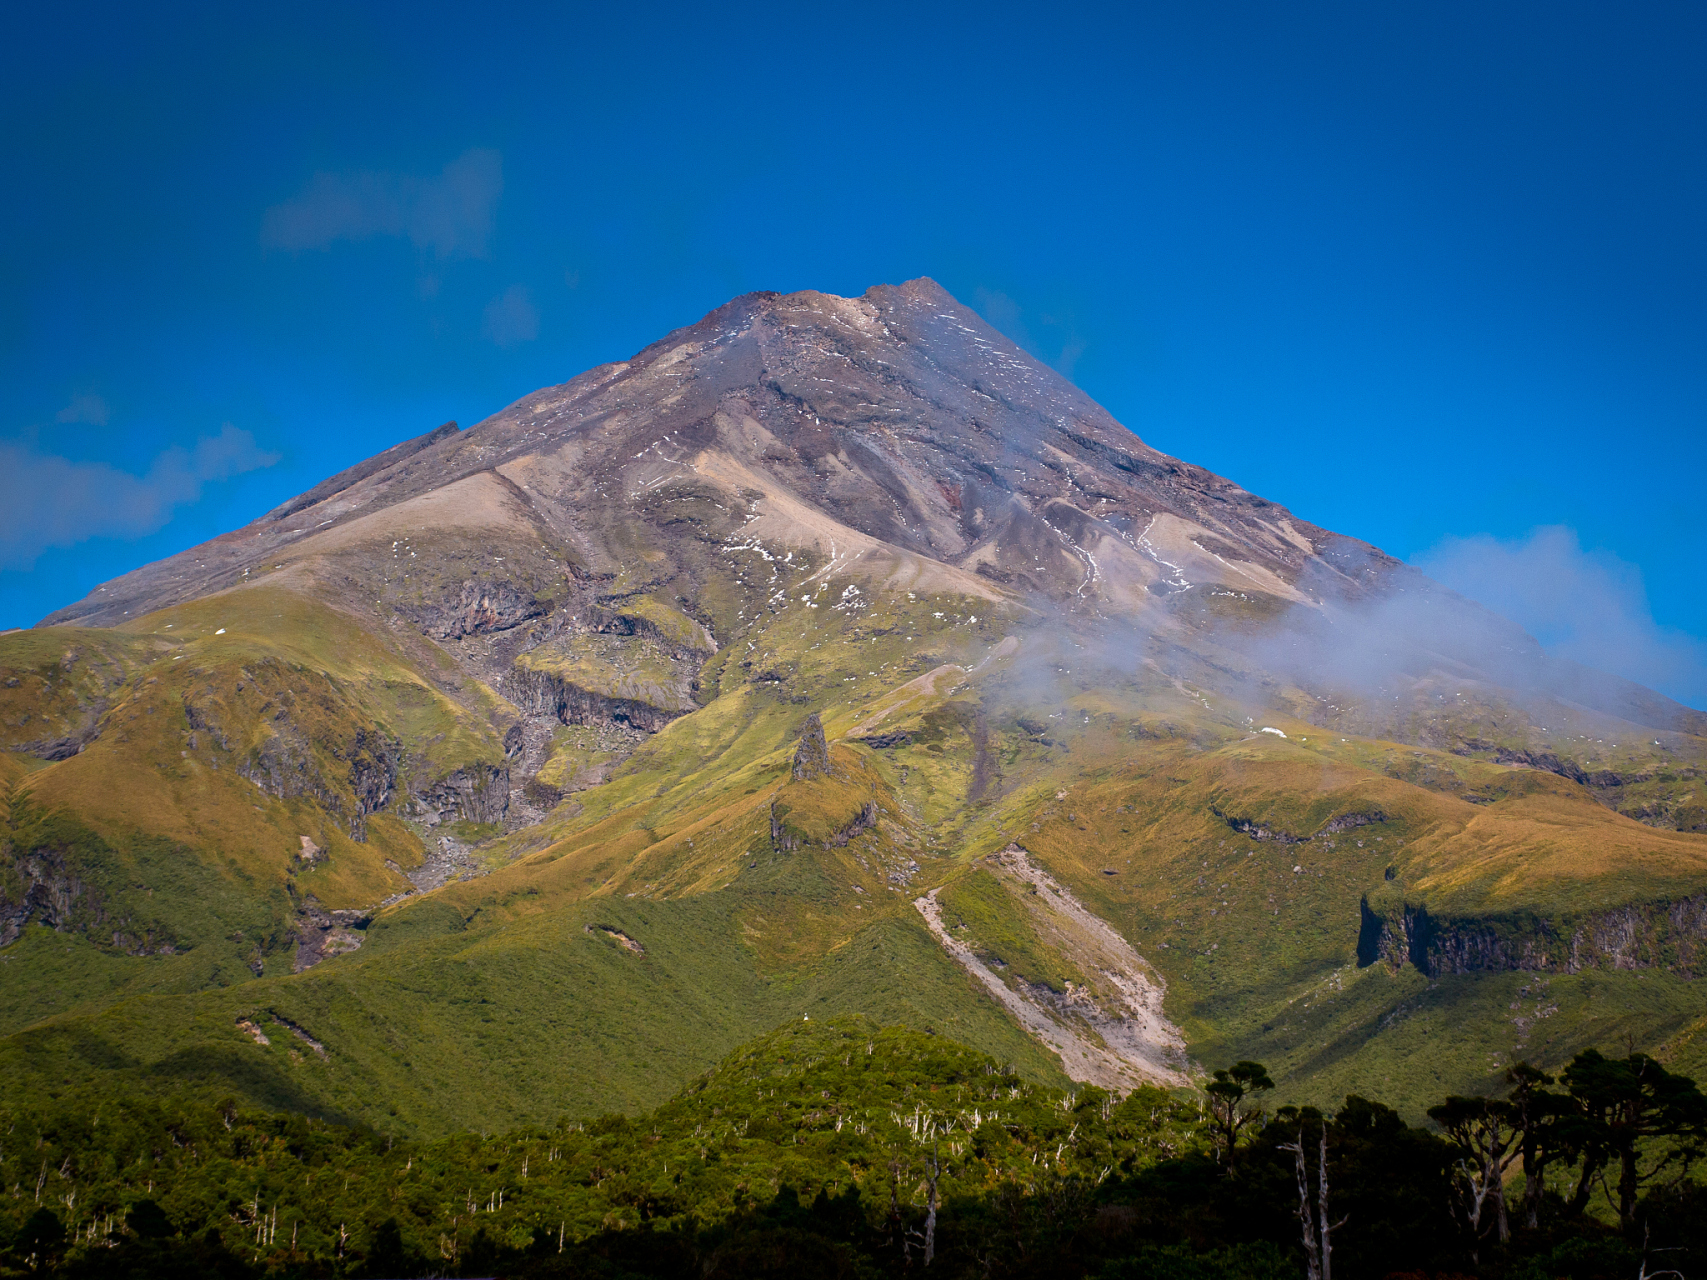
[39,277,1383,633]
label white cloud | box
[482,285,538,347]
[261,148,503,258]
[1413,525,1707,707]
[56,393,109,426]
[0,425,280,570]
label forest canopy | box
[1,1016,1704,1279]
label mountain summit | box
[45,278,1374,631]
[4,280,1705,1131]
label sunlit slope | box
[0,586,1067,1132]
[917,698,1707,1109]
[6,558,1707,1127]
[0,585,513,1010]
[4,533,1707,1131]
[1161,589,1707,832]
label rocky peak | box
[41,278,1379,631]
[792,712,830,781]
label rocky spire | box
[792,712,829,781]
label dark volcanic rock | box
[411,578,547,641]
[1358,894,1707,977]
[292,896,370,972]
[413,762,510,827]
[30,275,1706,838]
[39,278,1379,631]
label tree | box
[1503,1062,1562,1230]
[1560,1049,1707,1229]
[11,1207,66,1271]
[126,1198,176,1239]
[1428,1094,1518,1248]
[357,1216,423,1277]
[1275,1111,1347,1280]
[1325,1096,1458,1276]
[895,1107,952,1265]
[1206,1061,1275,1171]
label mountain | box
[3,278,1705,1135]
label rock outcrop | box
[792,712,829,781]
[1,828,177,955]
[411,763,510,827]
[292,896,370,972]
[1358,894,1707,977]
[411,578,547,640]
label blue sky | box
[2,1,1703,704]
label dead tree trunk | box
[924,1136,940,1266]
[1286,1136,1322,1280]
[1316,1127,1347,1280]
[1280,1122,1348,1280]
[1495,1161,1510,1243]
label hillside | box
[3,278,1705,1137]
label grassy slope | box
[944,703,1707,1111]
[3,556,1706,1131]
[0,871,1066,1135]
[0,582,1059,1134]
[0,585,508,987]
[937,867,1086,993]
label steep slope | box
[3,278,1705,1131]
[39,280,1350,628]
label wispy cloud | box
[261,149,503,258]
[972,287,1087,381]
[482,285,538,346]
[1413,526,1706,707]
[55,393,109,426]
[973,288,1031,348]
[0,425,280,570]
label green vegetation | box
[4,534,1707,1234]
[3,1018,1704,1279]
[7,587,1707,1139]
[533,726,627,795]
[0,862,1069,1136]
[607,595,715,654]
[516,634,696,713]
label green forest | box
[1,1017,1703,1280]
